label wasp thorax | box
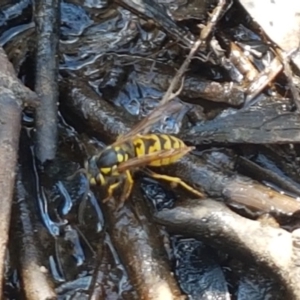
[85,156,106,186]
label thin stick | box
[0,47,39,297]
[34,0,60,163]
[276,47,300,111]
[160,0,228,105]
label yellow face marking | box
[114,146,120,151]
[90,178,97,185]
[100,167,111,175]
[96,173,106,185]
[117,153,124,163]
[111,165,120,176]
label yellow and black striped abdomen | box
[133,134,187,167]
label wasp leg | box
[103,181,122,203]
[147,170,204,198]
[119,170,134,206]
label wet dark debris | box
[1,0,300,299]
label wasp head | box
[85,155,105,186]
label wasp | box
[84,101,204,205]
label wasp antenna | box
[66,168,88,181]
[76,168,92,224]
[78,188,90,225]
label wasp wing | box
[117,146,194,173]
[112,101,185,146]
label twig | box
[103,186,185,299]
[34,0,60,163]
[154,199,300,299]
[13,169,57,300]
[0,48,39,108]
[160,0,228,105]
[276,48,300,111]
[245,56,283,107]
[0,47,39,297]
[0,89,22,297]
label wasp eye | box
[96,149,118,168]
